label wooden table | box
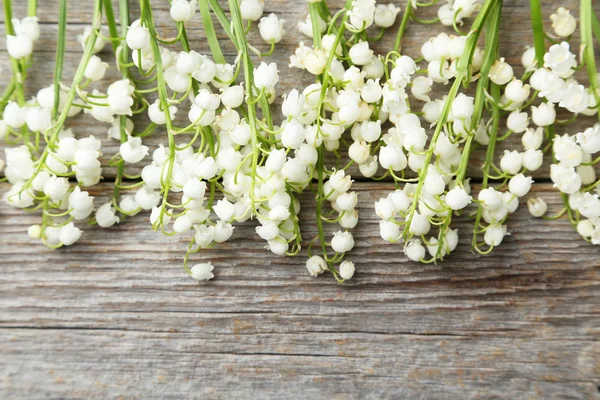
[1,0,599,398]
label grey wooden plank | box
[1,0,600,398]
[0,182,598,398]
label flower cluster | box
[524,6,600,247]
[1,0,599,282]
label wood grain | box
[1,0,600,398]
[1,182,599,399]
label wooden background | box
[1,0,600,398]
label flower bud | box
[126,21,150,50]
[500,150,523,175]
[478,187,503,211]
[451,93,475,120]
[577,165,597,185]
[7,35,33,59]
[258,13,285,43]
[550,7,576,38]
[96,203,120,228]
[348,140,370,164]
[409,213,431,236]
[411,76,433,102]
[377,145,405,171]
[359,155,378,178]
[506,111,529,133]
[522,127,544,150]
[28,224,42,239]
[423,99,443,124]
[254,62,279,90]
[84,55,109,81]
[349,41,374,66]
[374,4,401,28]
[43,176,70,201]
[150,206,172,227]
[59,222,83,246]
[336,192,358,212]
[550,164,581,194]
[25,107,52,133]
[438,4,455,26]
[306,255,328,277]
[489,58,514,85]
[521,46,537,71]
[148,99,177,125]
[240,0,264,21]
[120,136,149,163]
[484,224,508,246]
[331,231,355,253]
[576,219,594,237]
[404,240,425,262]
[170,0,196,22]
[220,85,244,109]
[379,220,400,242]
[339,260,355,280]
[521,149,544,171]
[281,119,305,149]
[446,186,472,210]
[508,174,533,197]
[4,102,27,128]
[190,263,214,281]
[576,124,600,154]
[527,197,547,217]
[505,79,531,104]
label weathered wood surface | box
[1,182,599,398]
[1,0,600,398]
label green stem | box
[103,0,121,53]
[108,0,132,204]
[402,0,500,241]
[198,0,225,64]
[228,0,261,213]
[316,146,329,261]
[529,0,545,66]
[207,0,233,41]
[309,2,322,48]
[456,0,502,183]
[394,1,413,53]
[311,0,352,264]
[27,0,37,16]
[593,11,600,45]
[53,0,68,119]
[472,84,501,251]
[581,0,600,121]
[141,0,176,230]
[0,78,16,114]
